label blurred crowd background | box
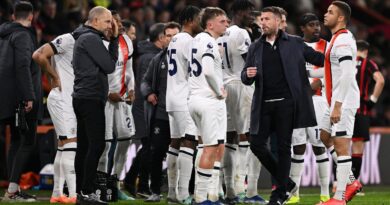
[0,0,389,126]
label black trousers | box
[4,117,37,183]
[149,119,170,194]
[250,99,294,195]
[73,98,106,194]
[124,137,151,192]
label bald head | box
[87,6,112,36]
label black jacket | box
[131,40,161,139]
[140,48,168,137]
[133,40,162,108]
[0,22,43,120]
[72,25,118,102]
[241,31,325,135]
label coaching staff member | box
[241,6,324,205]
[72,6,118,204]
[0,2,43,202]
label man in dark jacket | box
[241,7,324,205]
[124,23,166,197]
[72,6,118,205]
[141,22,180,202]
[0,2,43,202]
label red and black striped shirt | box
[356,56,379,115]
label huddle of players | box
[168,1,377,205]
[32,1,381,205]
[32,9,136,204]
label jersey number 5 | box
[189,48,202,77]
[168,49,177,76]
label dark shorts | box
[352,113,370,142]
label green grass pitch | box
[1,186,390,204]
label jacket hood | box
[0,22,30,38]
[137,40,161,55]
[72,25,105,40]
[71,24,91,39]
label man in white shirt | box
[32,24,91,203]
[189,7,228,205]
[321,1,362,204]
[287,13,330,205]
[165,6,203,204]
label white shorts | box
[292,97,328,147]
[225,81,253,134]
[320,105,357,138]
[47,88,77,139]
[105,101,135,140]
[189,97,226,146]
[168,111,198,139]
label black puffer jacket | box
[0,22,42,120]
[72,25,118,102]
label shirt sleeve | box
[50,34,72,54]
[334,35,354,63]
[368,59,379,75]
[235,29,251,55]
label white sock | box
[112,139,131,177]
[328,145,355,185]
[316,152,330,197]
[247,149,261,198]
[7,182,19,194]
[290,154,305,197]
[208,161,221,202]
[236,141,249,194]
[97,141,111,173]
[334,156,352,200]
[223,143,237,199]
[62,142,77,198]
[167,147,179,199]
[52,148,63,197]
[194,145,203,196]
[177,147,194,201]
[195,168,213,203]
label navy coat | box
[241,31,325,135]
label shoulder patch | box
[56,38,62,45]
[207,42,213,49]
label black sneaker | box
[77,192,108,205]
[285,179,298,202]
[2,191,36,202]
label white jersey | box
[305,39,327,98]
[189,32,224,100]
[327,30,359,109]
[50,33,75,106]
[107,34,134,96]
[166,32,193,112]
[217,25,251,84]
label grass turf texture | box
[1,186,390,204]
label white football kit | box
[292,39,328,147]
[166,32,198,139]
[320,30,360,138]
[188,32,226,146]
[104,34,135,140]
[47,33,77,139]
[217,25,253,135]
